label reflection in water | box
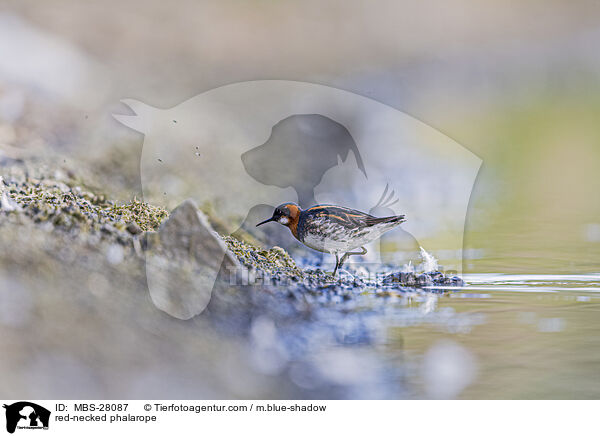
[204,270,600,399]
[2,242,599,399]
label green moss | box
[3,176,169,236]
[220,235,344,287]
[109,199,169,231]
[222,235,302,276]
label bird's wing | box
[309,205,403,229]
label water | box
[3,227,599,399]
[403,273,600,399]
[218,270,600,399]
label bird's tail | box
[365,214,406,226]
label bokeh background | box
[1,1,599,400]
[2,0,599,274]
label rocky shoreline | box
[0,157,464,301]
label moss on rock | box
[1,174,168,238]
[222,235,303,277]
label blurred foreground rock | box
[145,199,239,320]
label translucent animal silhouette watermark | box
[114,80,481,319]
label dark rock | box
[382,271,418,287]
[429,271,444,282]
[100,223,117,235]
[450,276,465,287]
[126,221,142,235]
[417,274,434,287]
[382,270,465,289]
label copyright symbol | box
[144,404,152,411]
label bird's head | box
[256,203,300,228]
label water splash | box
[420,247,438,272]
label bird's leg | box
[338,247,368,270]
[332,253,340,276]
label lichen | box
[222,235,303,277]
[109,199,169,231]
[1,175,168,237]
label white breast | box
[302,219,389,254]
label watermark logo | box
[3,402,50,433]
[114,80,481,319]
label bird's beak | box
[256,217,275,227]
